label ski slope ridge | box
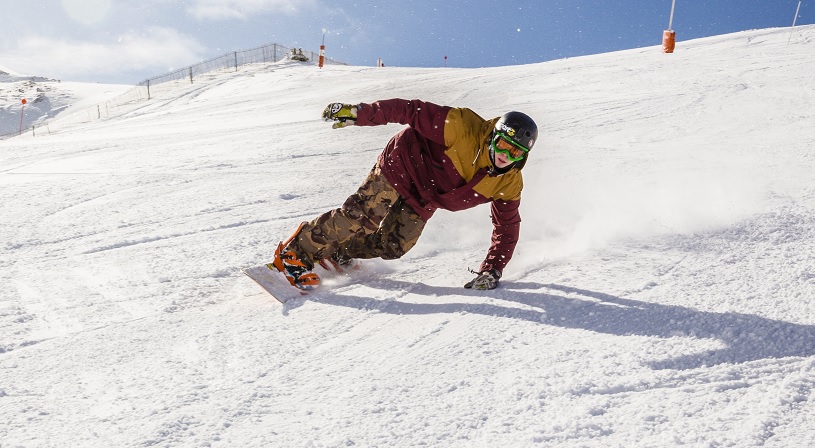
[0,66,130,138]
[1,26,814,446]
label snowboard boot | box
[269,223,320,290]
[318,251,358,273]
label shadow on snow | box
[291,279,815,370]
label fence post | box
[146,79,151,100]
[189,67,193,84]
[234,52,238,71]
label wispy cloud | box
[1,28,206,82]
[188,0,316,20]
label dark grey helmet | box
[496,111,538,151]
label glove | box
[322,103,358,129]
[464,269,501,290]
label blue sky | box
[1,0,810,84]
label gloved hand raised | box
[464,269,501,290]
[322,103,358,129]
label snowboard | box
[242,258,359,304]
[242,264,306,304]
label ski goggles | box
[491,131,530,162]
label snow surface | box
[2,26,815,447]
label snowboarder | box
[271,99,538,291]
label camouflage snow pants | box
[292,164,426,267]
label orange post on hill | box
[663,0,677,53]
[663,30,676,53]
[318,30,326,69]
[19,98,27,136]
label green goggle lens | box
[491,132,529,162]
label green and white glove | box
[464,269,501,290]
[322,103,358,129]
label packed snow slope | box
[2,26,815,447]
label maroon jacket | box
[356,99,524,273]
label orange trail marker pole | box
[19,98,27,136]
[319,31,326,69]
[663,30,676,53]
[663,0,677,53]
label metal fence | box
[8,42,345,138]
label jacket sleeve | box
[480,198,521,273]
[355,99,450,146]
